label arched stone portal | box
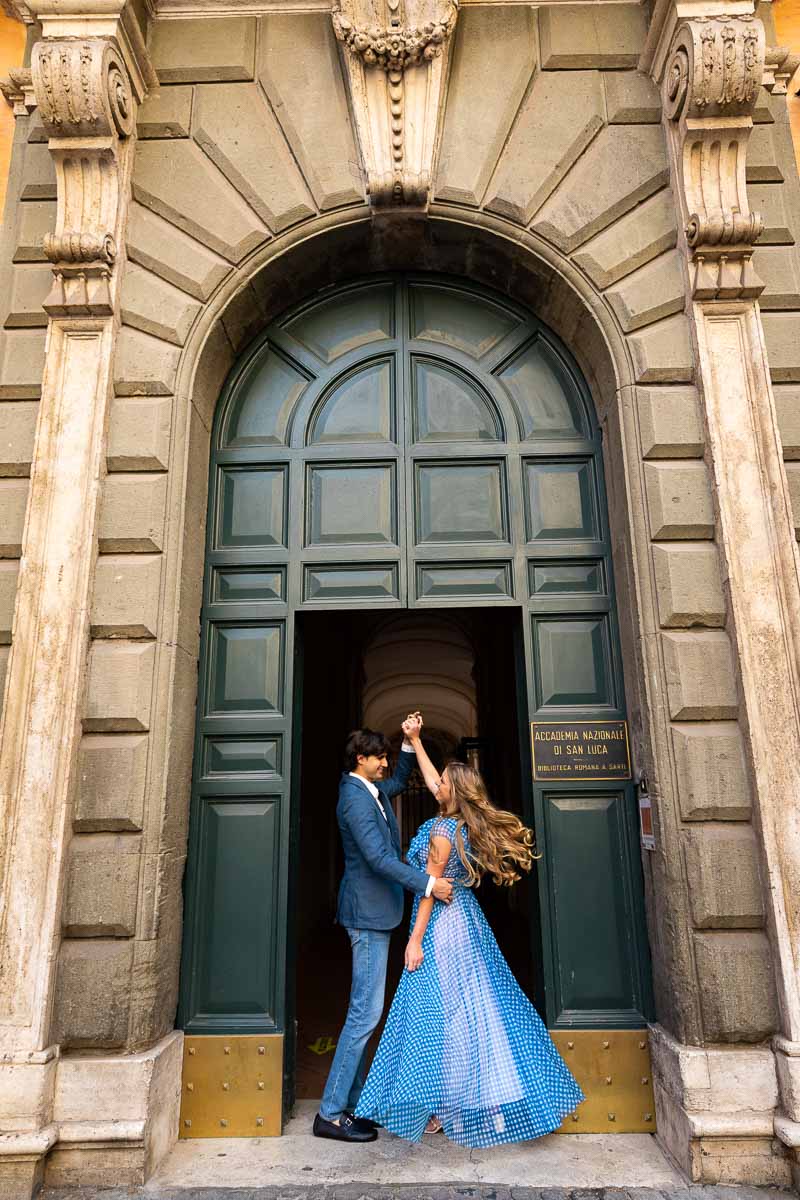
[173,253,657,1135]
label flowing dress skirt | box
[355,832,585,1147]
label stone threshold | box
[42,1187,796,1200]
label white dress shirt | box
[350,745,436,898]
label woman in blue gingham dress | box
[355,719,584,1148]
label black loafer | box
[312,1112,377,1142]
[344,1111,380,1133]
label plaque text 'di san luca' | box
[530,720,631,782]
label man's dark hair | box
[344,728,391,772]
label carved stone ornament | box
[30,38,133,316]
[763,45,800,96]
[662,15,766,301]
[333,0,458,206]
[0,68,36,117]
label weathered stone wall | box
[0,2,796,1106]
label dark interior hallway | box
[290,608,542,1101]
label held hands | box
[402,711,423,741]
[405,937,424,972]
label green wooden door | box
[178,276,652,1048]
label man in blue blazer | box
[313,726,453,1142]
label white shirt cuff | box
[425,875,435,898]
[401,740,416,753]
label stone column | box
[645,4,800,1185]
[0,6,151,1197]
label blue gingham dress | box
[355,816,585,1147]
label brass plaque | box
[531,720,631,782]
[179,1034,283,1138]
[550,1029,655,1133]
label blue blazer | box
[335,750,430,931]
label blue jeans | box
[319,927,392,1121]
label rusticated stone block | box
[750,183,795,244]
[747,125,784,183]
[683,826,764,929]
[63,834,141,937]
[120,263,200,347]
[114,326,180,397]
[84,642,156,732]
[694,931,779,1042]
[786,464,800,536]
[532,125,669,252]
[775,385,800,459]
[672,721,752,821]
[192,83,315,235]
[151,17,256,83]
[0,479,29,556]
[3,264,51,328]
[629,313,694,383]
[763,312,800,383]
[644,461,714,539]
[539,4,647,69]
[662,631,738,720]
[0,330,46,399]
[0,561,19,643]
[126,203,230,304]
[13,200,54,262]
[133,141,266,264]
[605,250,684,332]
[75,733,148,832]
[19,143,56,200]
[0,400,38,476]
[107,396,171,473]
[603,71,661,123]
[52,939,134,1048]
[637,387,703,459]
[98,474,167,553]
[753,245,800,310]
[91,555,162,639]
[572,189,677,289]
[652,543,725,628]
[485,71,604,226]
[137,85,193,138]
[259,13,364,211]
[434,7,535,208]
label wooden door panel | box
[545,791,646,1024]
[188,798,281,1029]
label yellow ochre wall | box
[774,0,800,172]
[0,13,25,221]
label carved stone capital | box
[0,67,36,117]
[660,15,766,301]
[32,38,134,139]
[333,0,458,207]
[30,37,135,316]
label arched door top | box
[215,276,596,456]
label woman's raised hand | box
[402,711,423,739]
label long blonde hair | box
[435,761,539,887]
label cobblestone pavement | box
[43,1186,796,1200]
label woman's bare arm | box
[401,716,442,797]
[405,833,451,971]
